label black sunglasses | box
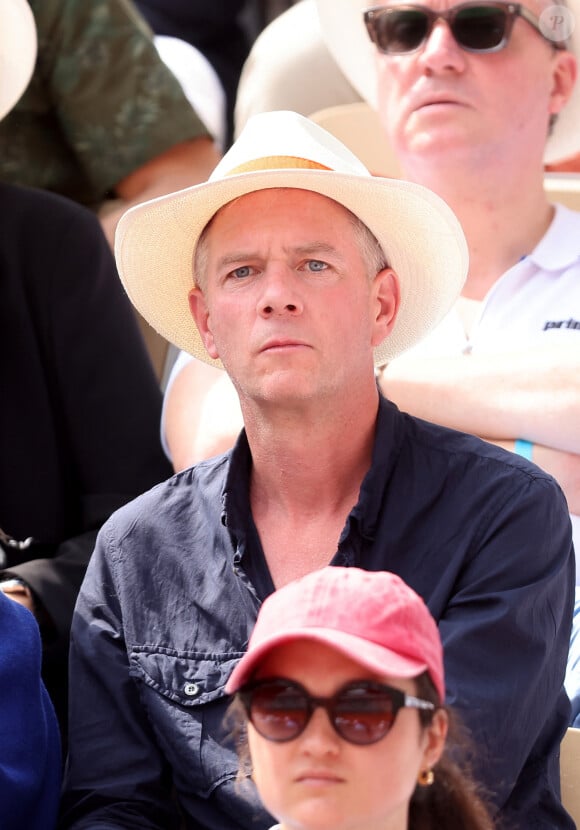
[237,677,435,745]
[364,2,561,55]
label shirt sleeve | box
[439,470,574,826]
[59,524,180,828]
[32,0,211,198]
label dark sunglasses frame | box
[237,677,435,745]
[364,2,564,55]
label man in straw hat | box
[168,0,580,727]
[164,0,580,558]
[61,111,574,829]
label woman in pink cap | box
[225,566,494,830]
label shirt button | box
[184,682,200,697]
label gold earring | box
[418,768,435,786]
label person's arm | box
[163,357,242,471]
[435,469,574,822]
[1,530,99,642]
[379,343,580,452]
[490,439,580,514]
[99,136,220,247]
[530,444,580,513]
[59,527,180,829]
[37,0,219,246]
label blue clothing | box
[0,592,61,830]
[61,396,575,829]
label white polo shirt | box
[406,203,580,576]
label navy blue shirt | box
[61,396,575,829]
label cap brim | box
[115,168,467,368]
[225,627,429,694]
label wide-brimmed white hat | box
[115,110,467,368]
[316,0,580,165]
[0,0,37,121]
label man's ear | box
[188,287,220,360]
[371,267,400,349]
[549,49,577,117]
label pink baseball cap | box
[225,566,445,702]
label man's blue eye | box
[307,260,327,272]
[231,266,252,279]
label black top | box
[0,182,172,728]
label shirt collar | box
[527,203,580,271]
[351,395,402,539]
[221,395,403,543]
[221,429,252,537]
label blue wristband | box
[514,439,533,460]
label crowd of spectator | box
[1,1,578,829]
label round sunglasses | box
[363,2,563,55]
[237,677,435,745]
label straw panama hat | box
[316,0,580,165]
[0,0,37,121]
[115,110,468,369]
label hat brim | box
[115,169,467,369]
[316,0,580,165]
[224,627,430,694]
[0,0,37,121]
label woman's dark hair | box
[409,673,495,830]
[226,671,496,830]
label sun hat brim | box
[224,627,430,695]
[315,0,580,165]
[0,0,37,121]
[115,168,467,369]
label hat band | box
[226,156,332,175]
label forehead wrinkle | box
[291,241,348,261]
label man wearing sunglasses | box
[362,1,567,53]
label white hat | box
[0,0,37,121]
[115,110,468,368]
[316,0,580,165]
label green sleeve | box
[0,0,210,205]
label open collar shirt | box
[61,396,575,830]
